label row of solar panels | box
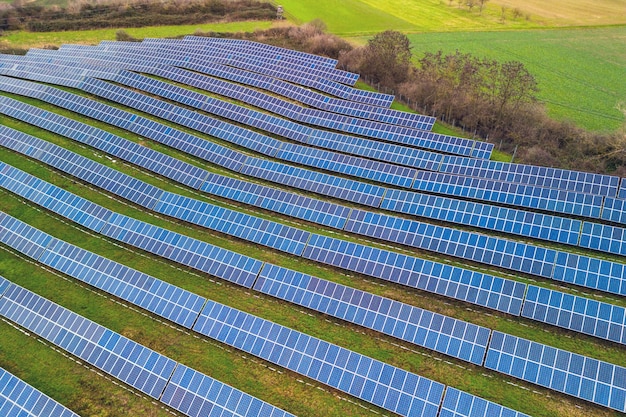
[2,54,621,205]
[0,275,296,417]
[2,86,626,284]
[11,65,623,222]
[56,36,391,107]
[53,41,423,129]
[2,144,626,350]
[0,366,81,417]
[1,99,626,305]
[1,54,469,159]
[22,40,622,195]
[3,201,626,415]
[0,219,531,417]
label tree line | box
[0,0,274,32]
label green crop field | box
[403,27,626,131]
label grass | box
[271,0,626,35]
[0,20,276,50]
[403,26,626,131]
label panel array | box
[0,281,295,417]
[552,252,626,295]
[39,239,207,328]
[522,285,626,345]
[75,78,421,189]
[0,284,177,399]
[26,46,428,130]
[153,191,311,256]
[439,387,530,417]
[0,367,81,417]
[579,222,626,256]
[4,108,626,303]
[439,155,619,198]
[412,171,604,218]
[0,161,113,232]
[192,300,446,417]
[161,364,294,417]
[381,189,582,245]
[302,234,526,315]
[345,209,557,279]
[254,264,491,365]
[101,213,263,288]
[485,331,626,413]
[59,40,392,107]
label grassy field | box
[0,20,276,50]
[404,26,626,131]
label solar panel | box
[0,162,113,233]
[439,155,619,199]
[254,264,491,365]
[522,285,626,345]
[192,300,445,417]
[160,364,296,417]
[39,239,207,329]
[552,252,626,296]
[381,189,582,246]
[239,157,386,208]
[579,222,626,256]
[0,283,178,399]
[0,211,55,260]
[153,192,311,256]
[601,197,626,225]
[412,171,604,218]
[345,209,556,279]
[0,367,81,417]
[485,331,626,413]
[301,234,525,315]
[439,387,530,417]
[100,213,263,288]
[0,275,9,297]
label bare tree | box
[478,0,489,15]
[467,0,476,12]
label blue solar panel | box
[579,222,626,256]
[100,213,263,288]
[153,192,311,256]
[192,300,445,417]
[38,239,206,329]
[0,211,55,260]
[439,387,530,417]
[381,189,582,246]
[412,171,604,218]
[0,275,9,297]
[601,197,626,225]
[240,157,386,208]
[0,367,81,417]
[0,162,113,232]
[0,283,177,399]
[522,286,626,345]
[552,252,626,296]
[485,331,626,413]
[439,155,620,199]
[161,364,296,417]
[302,234,525,315]
[254,264,490,365]
[345,209,556,279]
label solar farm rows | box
[0,36,625,417]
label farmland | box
[0,1,625,417]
